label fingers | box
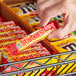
[40,4,65,27]
[40,8,51,27]
[37,0,51,18]
[47,28,69,39]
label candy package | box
[8,2,37,17]
[21,15,40,30]
[9,47,51,62]
[0,21,18,28]
[0,21,28,57]
[49,36,76,53]
[7,20,59,56]
[4,43,50,61]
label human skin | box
[37,0,76,39]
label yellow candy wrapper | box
[21,15,40,30]
[9,2,37,17]
[49,36,76,75]
[50,36,76,53]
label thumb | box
[47,21,75,39]
[40,4,66,27]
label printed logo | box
[62,43,76,51]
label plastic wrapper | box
[8,2,37,17]
[7,20,59,56]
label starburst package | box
[8,47,51,62]
[7,20,59,56]
[1,20,59,76]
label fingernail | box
[47,35,53,39]
[39,23,45,28]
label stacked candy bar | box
[0,15,51,62]
[0,14,51,74]
[6,43,50,62]
[2,42,51,74]
[8,2,40,30]
[0,21,27,56]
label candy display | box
[2,42,53,75]
[8,1,64,32]
[3,43,51,61]
[0,20,28,57]
[0,19,52,62]
[0,1,76,76]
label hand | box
[37,0,76,39]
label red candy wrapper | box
[0,21,18,27]
[7,20,59,56]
